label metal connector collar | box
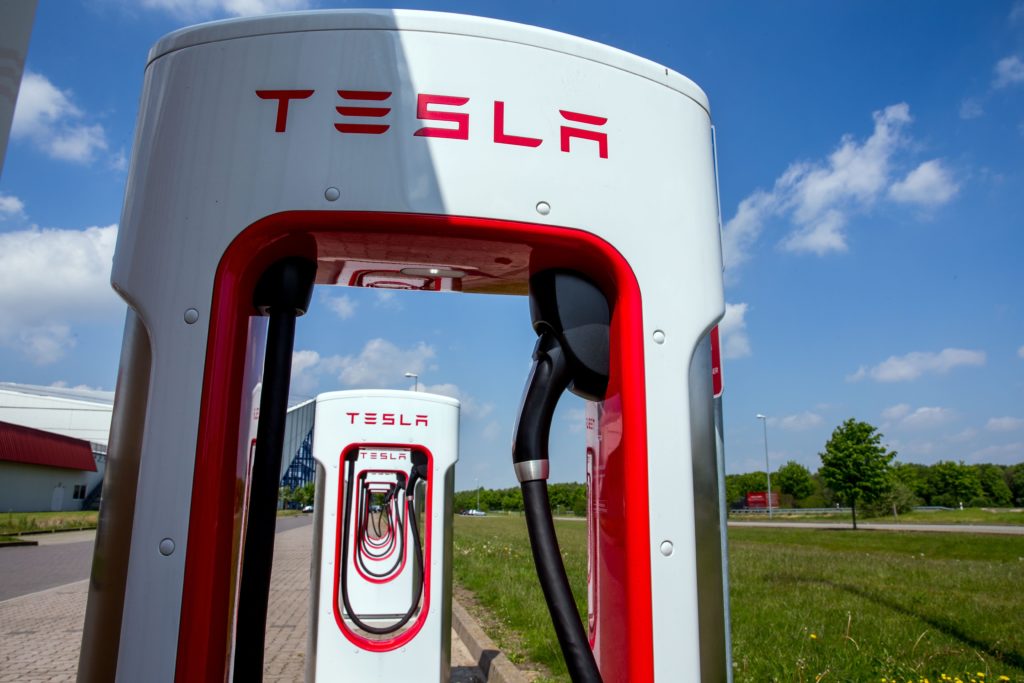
[514,459,550,483]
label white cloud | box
[482,420,503,441]
[721,103,959,276]
[289,349,321,396]
[374,290,403,310]
[959,98,984,120]
[986,417,1024,432]
[888,160,959,206]
[900,406,955,429]
[845,365,866,382]
[1013,0,1024,22]
[719,302,751,359]
[993,55,1024,89]
[421,382,493,419]
[323,293,357,320]
[771,412,823,431]
[0,193,25,218]
[968,442,1024,464]
[0,224,121,363]
[138,0,312,18]
[864,348,986,382]
[321,339,435,388]
[882,403,912,421]
[11,72,108,163]
[948,427,978,443]
[563,407,587,433]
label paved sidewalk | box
[0,524,486,682]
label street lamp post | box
[404,372,419,392]
[475,478,480,512]
[756,414,773,519]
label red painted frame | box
[174,211,652,683]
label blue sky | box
[1,1,1022,489]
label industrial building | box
[0,383,112,512]
[0,382,315,512]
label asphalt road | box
[0,514,313,602]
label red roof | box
[0,420,97,472]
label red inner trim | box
[175,211,652,683]
[331,444,434,651]
[349,467,409,583]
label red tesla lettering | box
[335,90,392,135]
[347,412,358,424]
[415,415,428,427]
[400,414,411,426]
[493,101,542,147]
[255,90,314,133]
[559,110,609,159]
[383,413,395,426]
[365,412,378,424]
[414,94,470,139]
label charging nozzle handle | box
[512,333,571,483]
[513,331,603,682]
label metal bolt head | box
[653,330,666,344]
[324,186,341,201]
[536,201,551,215]
[184,308,199,324]
[660,540,674,557]
[159,538,175,556]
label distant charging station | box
[308,390,459,681]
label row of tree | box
[729,418,1024,528]
[452,482,587,516]
[279,482,316,509]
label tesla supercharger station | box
[307,390,459,681]
[77,9,729,683]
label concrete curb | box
[451,598,529,683]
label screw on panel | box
[653,330,666,344]
[536,201,551,215]
[184,308,199,324]
[159,538,176,556]
[660,540,674,557]
[324,187,341,201]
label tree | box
[975,464,1012,507]
[818,419,896,529]
[725,471,769,507]
[925,461,982,507]
[774,461,814,501]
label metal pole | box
[757,414,773,519]
[476,478,480,511]
[404,372,419,392]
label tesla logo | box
[346,412,429,427]
[256,89,609,159]
[360,450,408,461]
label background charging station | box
[308,390,459,682]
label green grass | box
[0,510,98,535]
[453,516,1024,683]
[866,508,1024,526]
[731,508,1024,526]
[453,515,586,681]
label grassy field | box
[0,510,98,536]
[731,508,1024,526]
[453,515,1024,683]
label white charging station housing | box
[308,390,459,682]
